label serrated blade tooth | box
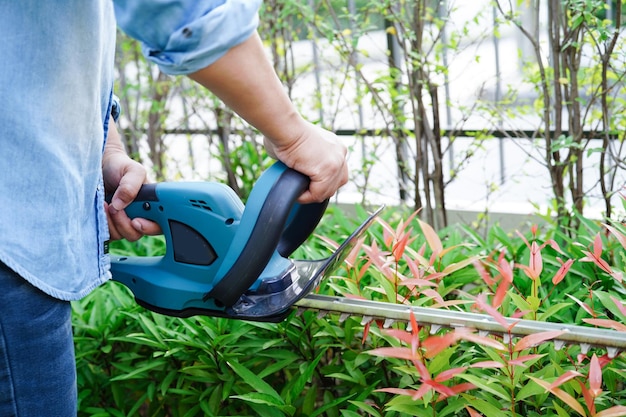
[339,313,350,323]
[361,316,373,325]
[478,330,489,337]
[383,319,395,328]
[430,324,441,334]
[406,322,413,332]
[580,343,590,355]
[503,334,511,344]
[554,340,565,351]
[296,308,306,317]
[317,310,328,319]
[607,347,619,359]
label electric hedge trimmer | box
[110,162,626,356]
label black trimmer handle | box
[206,163,328,307]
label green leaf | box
[460,395,511,417]
[458,374,510,402]
[538,302,573,321]
[309,394,356,417]
[287,351,324,404]
[227,360,284,404]
[348,400,381,416]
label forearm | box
[188,32,306,146]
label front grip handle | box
[206,164,327,307]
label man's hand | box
[264,121,348,204]
[103,122,161,241]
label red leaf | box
[434,366,467,382]
[577,379,596,417]
[514,330,565,352]
[422,332,459,358]
[493,278,510,309]
[410,310,420,355]
[588,354,603,398]
[436,382,476,402]
[362,321,371,345]
[424,380,455,397]
[465,406,484,417]
[392,230,414,262]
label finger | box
[106,201,144,242]
[131,218,162,236]
[108,162,145,213]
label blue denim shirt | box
[0,0,261,300]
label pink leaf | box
[498,257,514,283]
[474,260,495,287]
[546,370,583,390]
[552,258,574,285]
[367,347,419,361]
[604,223,626,250]
[418,219,443,256]
[455,327,506,351]
[530,377,586,416]
[588,354,603,398]
[375,386,429,401]
[610,295,626,318]
[436,382,475,402]
[566,294,596,317]
[583,318,626,332]
[509,354,546,367]
[593,233,603,257]
[470,361,505,369]
[475,294,516,331]
[384,329,414,345]
[529,241,543,279]
[414,358,431,382]
[595,405,626,417]
[514,330,565,352]
[344,237,365,268]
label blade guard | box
[110,162,327,316]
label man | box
[0,1,348,415]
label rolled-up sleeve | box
[113,0,262,75]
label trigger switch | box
[169,220,216,266]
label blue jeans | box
[0,262,77,416]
